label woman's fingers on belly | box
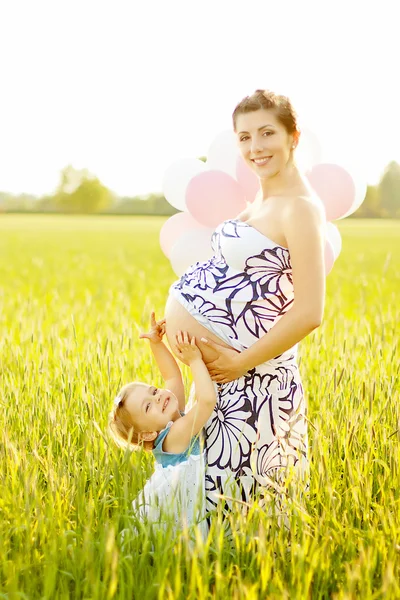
[196,340,221,363]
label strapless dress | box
[169,219,310,527]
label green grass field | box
[0,215,399,599]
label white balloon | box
[325,222,342,259]
[169,229,214,277]
[295,126,323,173]
[206,130,240,180]
[162,158,207,211]
[337,172,367,220]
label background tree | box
[352,185,382,218]
[54,165,114,214]
[1,159,400,217]
[378,161,400,217]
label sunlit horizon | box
[0,0,399,198]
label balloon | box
[306,163,356,221]
[159,212,211,259]
[325,222,342,259]
[186,170,247,228]
[206,130,240,180]
[325,238,336,275]
[169,229,214,277]
[336,170,367,220]
[162,158,207,211]
[236,156,260,203]
[295,126,323,173]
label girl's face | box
[235,109,296,178]
[124,383,179,435]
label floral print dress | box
[169,219,310,522]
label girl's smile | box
[125,383,180,434]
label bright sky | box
[0,0,398,197]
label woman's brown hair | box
[232,89,299,136]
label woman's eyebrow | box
[238,124,274,135]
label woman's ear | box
[138,431,158,442]
[292,130,301,148]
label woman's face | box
[235,109,296,178]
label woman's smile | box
[251,156,272,166]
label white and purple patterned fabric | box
[169,219,310,521]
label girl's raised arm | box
[139,311,185,411]
[164,332,217,454]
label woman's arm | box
[239,197,325,370]
[205,197,326,382]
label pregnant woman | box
[164,89,326,522]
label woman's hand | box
[174,331,202,365]
[201,338,248,383]
[139,311,166,344]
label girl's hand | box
[201,338,248,383]
[174,331,202,365]
[139,311,166,344]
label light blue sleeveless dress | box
[152,414,202,467]
[134,414,208,538]
[168,219,310,524]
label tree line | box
[1,161,399,218]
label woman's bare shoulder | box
[283,194,325,220]
[280,194,326,247]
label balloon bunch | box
[160,128,366,276]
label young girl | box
[108,311,217,538]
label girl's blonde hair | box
[108,382,154,451]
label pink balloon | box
[325,238,335,275]
[159,212,209,258]
[306,163,356,221]
[186,170,247,228]
[236,156,260,203]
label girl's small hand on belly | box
[165,295,232,365]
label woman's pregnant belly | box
[165,295,234,365]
